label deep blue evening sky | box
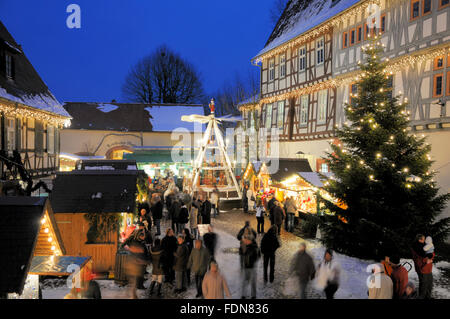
[0,0,274,103]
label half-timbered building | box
[0,20,71,194]
[240,0,450,218]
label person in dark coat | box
[81,279,102,299]
[138,207,152,232]
[290,242,316,299]
[161,228,178,284]
[411,234,435,299]
[242,184,249,214]
[183,228,194,285]
[187,239,211,298]
[260,225,280,283]
[174,235,190,293]
[150,194,163,236]
[267,195,276,225]
[149,238,164,297]
[121,229,150,298]
[170,198,182,234]
[203,226,217,260]
[241,238,260,299]
[237,221,257,270]
[178,204,189,233]
[200,194,212,225]
[273,201,285,235]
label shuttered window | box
[15,118,21,151]
[300,95,309,125]
[47,125,55,154]
[277,101,285,128]
[318,90,328,123]
[55,127,60,155]
[35,120,44,154]
[6,117,15,152]
[266,104,272,128]
[5,54,14,79]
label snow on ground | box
[41,210,450,299]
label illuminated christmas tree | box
[320,39,450,259]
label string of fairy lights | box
[40,215,63,257]
[253,0,382,63]
[241,37,438,196]
[241,43,450,111]
[329,42,436,190]
[0,99,70,127]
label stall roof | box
[76,159,137,171]
[50,170,139,213]
[268,158,312,182]
[299,172,334,188]
[124,149,193,164]
[29,256,91,276]
[0,197,64,294]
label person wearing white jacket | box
[315,249,341,299]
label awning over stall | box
[29,256,92,276]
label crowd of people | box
[242,186,299,235]
[116,179,439,300]
[120,179,226,299]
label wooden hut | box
[0,197,76,298]
[50,170,138,273]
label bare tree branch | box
[122,45,204,104]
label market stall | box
[242,161,263,191]
[0,197,81,299]
[50,170,139,273]
[270,171,346,215]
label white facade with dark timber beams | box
[239,0,450,219]
[0,20,71,192]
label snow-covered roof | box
[255,0,362,59]
[59,152,105,161]
[298,171,334,188]
[145,105,205,132]
[237,95,260,107]
[0,21,70,118]
[63,102,204,132]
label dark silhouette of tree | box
[122,45,204,104]
[206,70,259,117]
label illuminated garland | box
[0,99,69,127]
[253,0,381,63]
[240,44,450,111]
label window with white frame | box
[47,125,55,154]
[6,117,15,152]
[266,104,272,128]
[280,54,286,78]
[300,95,309,125]
[269,59,275,81]
[316,37,324,65]
[321,163,329,173]
[298,46,306,72]
[277,101,285,128]
[318,89,328,123]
